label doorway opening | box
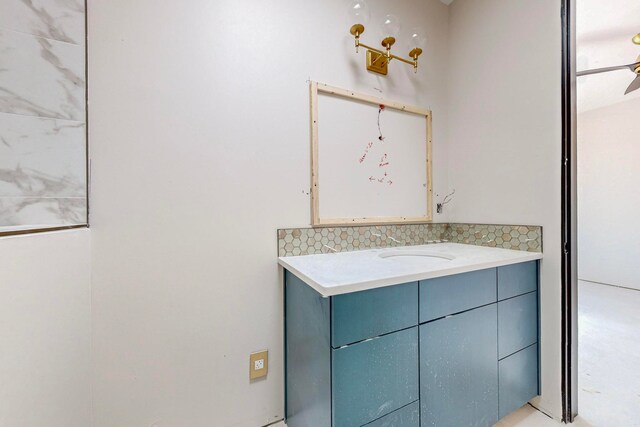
[563,0,640,423]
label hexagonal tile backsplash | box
[277,223,542,257]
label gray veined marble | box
[0,113,86,197]
[0,1,86,232]
[0,0,85,45]
[0,197,86,228]
[0,29,85,121]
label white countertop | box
[278,243,542,297]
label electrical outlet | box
[250,350,268,380]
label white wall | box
[87,1,451,425]
[0,230,91,427]
[578,97,640,290]
[447,0,563,419]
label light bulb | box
[408,28,426,60]
[409,28,427,50]
[347,0,370,27]
[633,33,640,45]
[381,14,401,39]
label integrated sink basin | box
[378,249,456,261]
[378,250,456,264]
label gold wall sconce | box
[348,1,425,76]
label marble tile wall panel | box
[0,29,85,121]
[278,223,542,256]
[0,0,85,45]
[0,197,86,227]
[0,2,86,231]
[0,113,85,197]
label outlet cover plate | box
[250,350,268,380]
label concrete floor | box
[493,280,640,427]
[275,280,640,427]
[576,280,640,427]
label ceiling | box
[439,0,455,5]
[577,0,640,112]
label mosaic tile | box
[277,223,542,257]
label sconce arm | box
[389,54,416,66]
[357,41,417,66]
[358,42,387,57]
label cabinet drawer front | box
[332,282,418,347]
[332,327,419,427]
[364,401,419,427]
[419,268,496,322]
[499,344,539,419]
[498,261,538,300]
[420,304,498,427]
[498,291,538,359]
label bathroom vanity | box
[280,243,542,427]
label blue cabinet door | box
[364,401,420,427]
[420,304,499,427]
[332,281,418,347]
[419,268,496,322]
[498,291,538,359]
[498,261,538,300]
[499,344,539,418]
[332,327,419,427]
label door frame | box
[560,0,578,422]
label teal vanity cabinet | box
[284,260,539,427]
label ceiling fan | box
[576,33,640,95]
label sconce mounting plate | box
[367,50,388,75]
